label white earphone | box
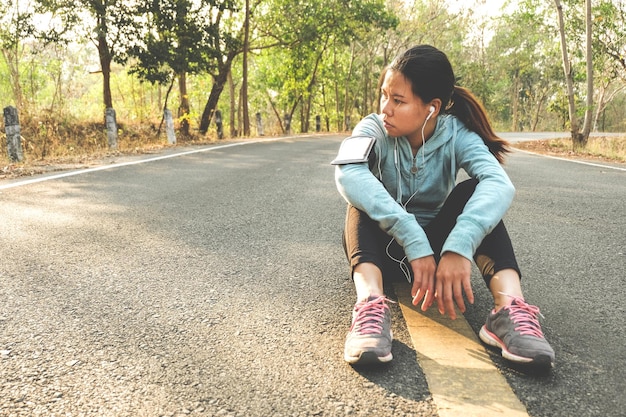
[387,105,436,282]
[425,105,435,121]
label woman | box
[333,45,555,368]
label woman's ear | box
[426,99,442,121]
[429,99,443,116]
[426,106,435,121]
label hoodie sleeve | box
[441,127,515,261]
[334,115,434,260]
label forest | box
[1,0,625,162]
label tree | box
[36,0,137,112]
[0,0,35,110]
[241,0,251,136]
[554,0,593,149]
[197,1,242,135]
[487,0,562,131]
[254,0,397,133]
[125,0,235,137]
[84,0,135,110]
[590,0,626,130]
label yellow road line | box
[394,282,529,417]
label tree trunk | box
[343,44,355,130]
[199,52,238,134]
[96,16,113,110]
[579,0,593,149]
[241,0,251,136]
[555,0,593,150]
[199,74,227,135]
[265,89,283,133]
[302,94,312,132]
[2,48,24,110]
[228,71,237,137]
[511,71,520,131]
[531,89,548,131]
[178,71,190,136]
[333,52,341,131]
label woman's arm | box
[442,128,515,261]
[334,115,434,261]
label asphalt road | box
[1,134,624,417]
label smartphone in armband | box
[331,135,376,165]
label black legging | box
[342,179,521,287]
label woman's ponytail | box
[448,86,510,163]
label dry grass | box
[0,117,221,179]
[514,136,626,164]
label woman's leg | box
[342,205,395,365]
[424,179,479,264]
[342,204,399,299]
[425,179,523,309]
[353,263,384,300]
[474,221,524,309]
[427,180,554,367]
[477,226,555,368]
[488,269,523,310]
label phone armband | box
[331,135,375,165]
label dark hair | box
[385,45,510,163]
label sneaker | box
[479,296,555,368]
[344,295,393,365]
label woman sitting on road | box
[332,44,555,368]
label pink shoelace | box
[349,296,392,335]
[505,296,545,338]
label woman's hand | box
[435,252,474,319]
[410,256,436,311]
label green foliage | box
[253,0,397,132]
[3,0,626,161]
[0,1,35,50]
[125,0,240,85]
[483,0,564,130]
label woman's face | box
[380,70,434,146]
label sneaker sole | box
[344,350,393,365]
[479,325,554,368]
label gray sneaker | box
[344,295,393,365]
[479,296,555,368]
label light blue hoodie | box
[335,113,515,262]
